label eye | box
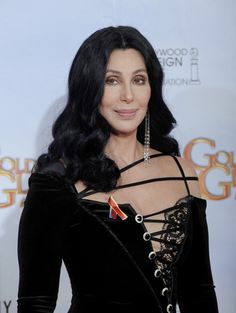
[105,77,119,85]
[133,75,147,85]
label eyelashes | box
[133,76,147,85]
[105,75,148,86]
[105,77,119,85]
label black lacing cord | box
[150,237,180,246]
[149,227,181,237]
[143,202,185,218]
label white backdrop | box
[0,1,235,312]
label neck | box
[105,132,144,167]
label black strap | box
[75,186,91,199]
[171,156,191,195]
[119,153,165,173]
[77,176,198,198]
[76,153,165,199]
[75,154,197,199]
[114,176,197,191]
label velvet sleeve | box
[17,172,73,313]
[176,198,219,312]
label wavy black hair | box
[36,25,180,191]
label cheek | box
[99,104,107,120]
[138,87,151,106]
[99,95,112,117]
[100,89,117,109]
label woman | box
[17,26,218,313]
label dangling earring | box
[144,109,150,164]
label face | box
[99,48,151,136]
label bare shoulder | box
[174,156,198,177]
[174,156,201,198]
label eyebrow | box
[106,69,148,75]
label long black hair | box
[36,26,179,191]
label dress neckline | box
[78,194,206,218]
[72,152,205,216]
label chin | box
[111,126,139,136]
[109,120,143,135]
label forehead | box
[106,48,146,71]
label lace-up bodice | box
[75,153,199,313]
[138,195,192,312]
[140,195,191,264]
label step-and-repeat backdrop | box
[0,1,235,312]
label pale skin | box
[75,49,201,230]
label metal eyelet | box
[166,304,173,313]
[135,214,143,223]
[161,287,168,296]
[143,232,151,241]
[154,268,161,278]
[148,251,156,260]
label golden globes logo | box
[0,157,35,208]
[184,138,236,200]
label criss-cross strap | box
[77,176,198,199]
[75,153,198,199]
[75,153,164,199]
[171,155,191,195]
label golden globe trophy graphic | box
[189,48,200,85]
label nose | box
[120,83,134,104]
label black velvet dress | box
[17,154,218,313]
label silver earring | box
[144,109,150,163]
